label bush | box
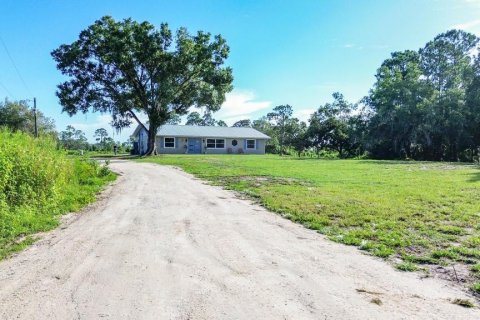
[0,129,116,258]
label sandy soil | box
[0,160,478,319]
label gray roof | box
[153,124,270,139]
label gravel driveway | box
[0,160,477,319]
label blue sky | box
[1,0,480,142]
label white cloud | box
[68,113,147,143]
[452,19,480,30]
[69,114,112,132]
[215,90,272,125]
[293,108,316,123]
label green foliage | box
[0,129,115,259]
[139,154,480,286]
[396,261,419,272]
[52,16,233,155]
[0,99,56,135]
[93,128,110,151]
[307,92,359,157]
[185,110,225,126]
[431,249,460,260]
[368,30,480,161]
[471,282,480,294]
[240,29,480,163]
[252,117,278,153]
[471,264,480,275]
[58,125,88,150]
[267,105,293,155]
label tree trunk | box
[145,126,158,155]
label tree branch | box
[129,109,148,132]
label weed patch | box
[396,261,419,272]
[472,283,480,294]
[451,298,476,308]
[0,130,116,259]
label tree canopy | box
[0,99,55,136]
[228,30,480,161]
[52,16,233,154]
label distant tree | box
[367,50,433,159]
[216,120,227,127]
[346,100,372,157]
[284,118,308,156]
[253,116,278,153]
[121,139,133,152]
[186,110,220,126]
[186,112,203,125]
[307,93,356,157]
[232,119,252,127]
[267,105,293,155]
[419,30,478,160]
[167,112,182,125]
[466,55,480,159]
[103,137,115,151]
[59,125,88,150]
[0,99,55,135]
[201,110,217,126]
[52,16,233,155]
[94,128,109,144]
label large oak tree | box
[52,16,233,154]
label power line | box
[0,79,15,99]
[0,34,33,96]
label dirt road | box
[0,160,477,319]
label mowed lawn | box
[139,155,480,290]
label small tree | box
[52,16,233,155]
[307,93,355,157]
[59,125,88,150]
[94,128,109,149]
[284,118,308,156]
[253,116,278,153]
[267,105,293,155]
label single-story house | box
[131,124,270,155]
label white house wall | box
[156,136,267,154]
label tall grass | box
[0,129,116,259]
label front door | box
[187,138,202,154]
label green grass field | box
[139,155,480,293]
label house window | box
[246,139,256,149]
[206,138,225,149]
[164,137,175,148]
[232,139,238,146]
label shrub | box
[0,129,115,258]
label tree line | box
[48,16,480,161]
[192,29,480,162]
[0,99,130,152]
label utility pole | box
[33,97,38,138]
